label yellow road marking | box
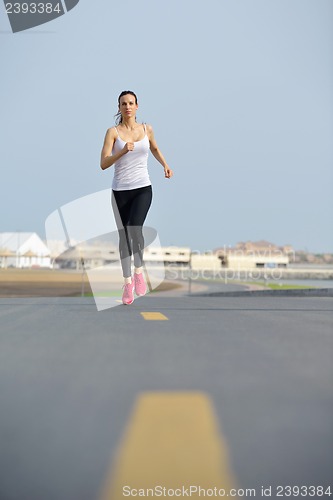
[140,312,168,320]
[99,391,240,499]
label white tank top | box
[112,123,152,191]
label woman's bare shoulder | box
[107,126,118,136]
[145,123,154,136]
[102,127,117,150]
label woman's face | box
[119,94,138,120]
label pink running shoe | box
[134,272,147,297]
[122,281,134,305]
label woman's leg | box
[111,190,134,279]
[127,185,153,270]
[112,186,152,278]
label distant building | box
[215,240,291,269]
[0,233,293,271]
[144,246,191,265]
[52,240,119,270]
[42,242,193,270]
[0,232,51,268]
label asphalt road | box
[0,294,332,500]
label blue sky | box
[1,0,332,252]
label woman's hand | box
[123,142,134,153]
[164,166,173,179]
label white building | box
[0,232,51,268]
[144,246,191,265]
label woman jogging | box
[100,90,173,305]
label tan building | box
[215,240,291,269]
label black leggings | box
[112,185,153,278]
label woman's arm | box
[100,127,134,170]
[146,124,173,179]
